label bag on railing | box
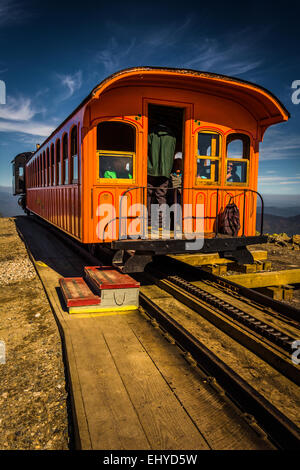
[218,202,241,236]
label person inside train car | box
[103,157,133,179]
[197,158,211,179]
[227,162,241,183]
[147,121,176,224]
[169,151,183,205]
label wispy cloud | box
[184,36,262,76]
[94,22,264,79]
[0,96,37,120]
[142,17,192,48]
[95,16,193,74]
[0,0,31,26]
[57,71,83,100]
[0,120,54,136]
[96,37,136,73]
[260,127,300,160]
[258,176,300,185]
[0,95,55,136]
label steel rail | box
[139,293,300,450]
[162,274,296,352]
[160,255,300,322]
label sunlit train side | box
[12,67,289,271]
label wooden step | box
[84,266,140,290]
[59,277,101,307]
[84,266,140,311]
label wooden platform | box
[15,216,274,450]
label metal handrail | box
[100,185,264,241]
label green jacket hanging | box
[148,125,176,178]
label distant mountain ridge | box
[257,213,300,236]
[257,206,300,218]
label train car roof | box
[30,66,290,157]
[11,151,34,163]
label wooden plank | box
[67,317,151,450]
[230,263,257,273]
[283,285,295,302]
[32,264,93,450]
[169,250,268,266]
[98,315,210,450]
[255,286,283,300]
[225,269,300,288]
[126,313,272,450]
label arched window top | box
[226,133,250,159]
[50,144,54,164]
[226,133,250,185]
[96,121,135,181]
[97,121,135,152]
[63,133,68,159]
[56,139,61,159]
[71,126,77,156]
[196,131,221,184]
[197,131,221,158]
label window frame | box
[70,125,78,184]
[195,130,221,186]
[97,150,136,184]
[62,133,69,185]
[225,133,251,186]
[39,155,42,187]
[56,139,61,186]
[46,148,50,186]
[50,144,54,186]
[96,120,136,184]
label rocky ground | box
[0,218,69,450]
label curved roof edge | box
[92,66,290,119]
[30,66,290,157]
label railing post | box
[260,192,264,235]
[215,188,219,236]
[242,190,246,236]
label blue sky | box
[0,0,300,197]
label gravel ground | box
[0,217,69,449]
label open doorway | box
[147,104,184,227]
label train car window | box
[56,140,61,185]
[196,132,220,184]
[50,144,54,186]
[63,134,68,185]
[226,134,250,184]
[45,151,48,186]
[71,126,78,183]
[39,155,42,187]
[41,152,44,186]
[46,148,50,186]
[97,121,135,181]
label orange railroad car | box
[12,67,289,272]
